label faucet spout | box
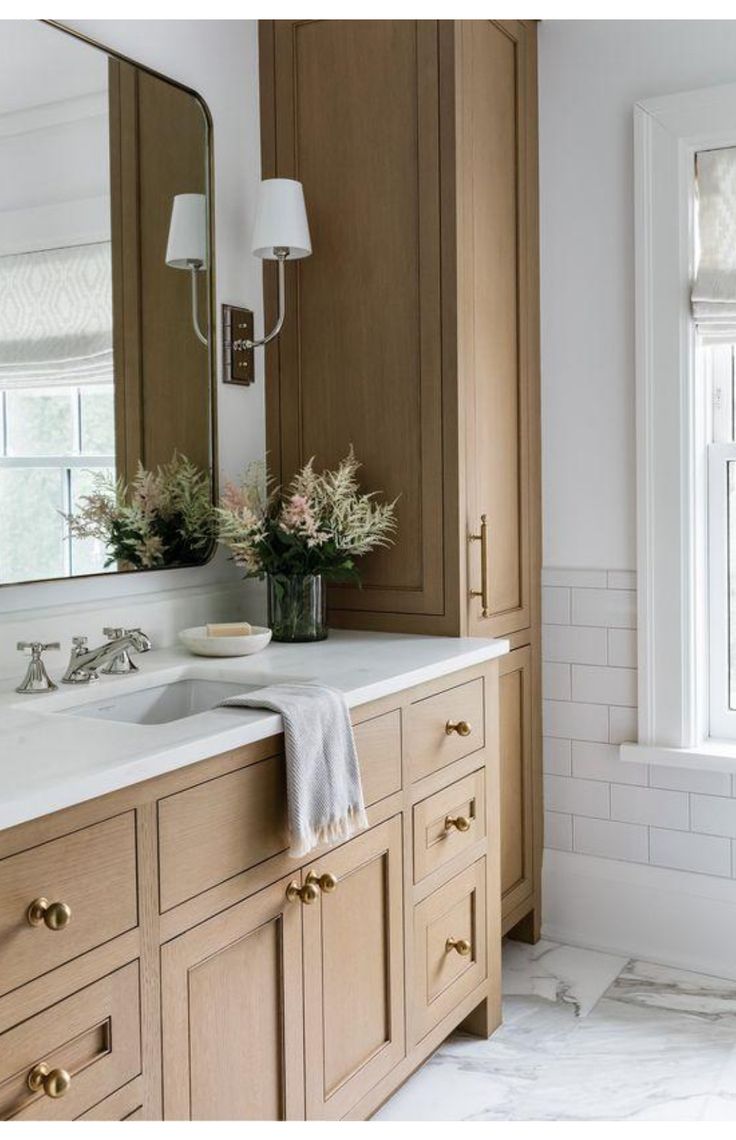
[62,628,152,684]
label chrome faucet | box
[62,628,152,684]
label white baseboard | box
[542,849,736,981]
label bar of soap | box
[206,622,252,638]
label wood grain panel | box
[499,645,534,918]
[76,1076,143,1121]
[261,20,450,621]
[157,754,288,912]
[161,874,304,1120]
[0,961,140,1121]
[0,812,137,997]
[353,708,403,804]
[459,21,535,638]
[405,677,485,782]
[302,815,405,1119]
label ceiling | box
[0,21,107,117]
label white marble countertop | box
[0,629,508,832]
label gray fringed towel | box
[219,683,368,857]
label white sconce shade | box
[251,178,311,260]
[166,193,207,269]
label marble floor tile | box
[502,938,628,1017]
[375,939,736,1122]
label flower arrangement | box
[217,448,397,584]
[66,453,214,570]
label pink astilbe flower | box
[279,493,329,548]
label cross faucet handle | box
[17,641,61,655]
[16,641,60,694]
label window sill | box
[620,739,736,775]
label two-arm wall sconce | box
[165,193,208,346]
[166,180,311,382]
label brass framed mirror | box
[0,20,216,587]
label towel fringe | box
[289,803,369,858]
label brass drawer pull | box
[445,937,472,957]
[27,1062,71,1099]
[445,720,472,737]
[444,814,471,833]
[306,870,339,893]
[286,869,339,905]
[286,880,320,905]
[27,897,72,930]
[469,513,490,618]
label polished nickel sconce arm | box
[189,262,208,346]
[234,248,289,351]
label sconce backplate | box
[222,304,255,385]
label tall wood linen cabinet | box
[259,19,542,939]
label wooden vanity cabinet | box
[161,874,305,1121]
[259,18,542,943]
[0,660,500,1121]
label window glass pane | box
[5,388,75,456]
[80,385,115,455]
[0,467,65,583]
[70,466,115,576]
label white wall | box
[539,19,736,571]
[0,20,264,674]
[539,20,736,973]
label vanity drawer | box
[412,860,487,1044]
[412,768,486,883]
[0,812,138,997]
[158,754,289,912]
[353,708,402,805]
[406,678,485,782]
[0,960,140,1121]
[76,1076,143,1120]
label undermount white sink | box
[61,678,260,726]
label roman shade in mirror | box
[692,146,736,341]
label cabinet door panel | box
[161,875,304,1120]
[499,646,534,919]
[462,20,538,638]
[261,20,452,624]
[302,816,405,1119]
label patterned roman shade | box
[0,242,112,388]
[692,147,736,342]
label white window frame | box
[634,83,736,753]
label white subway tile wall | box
[542,567,736,880]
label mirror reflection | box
[0,21,214,586]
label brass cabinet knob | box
[445,720,472,737]
[445,936,472,957]
[27,897,72,930]
[285,880,320,905]
[27,1062,71,1098]
[445,814,471,833]
[306,870,339,894]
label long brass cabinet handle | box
[469,513,490,618]
[445,720,472,737]
[27,897,72,930]
[27,1062,71,1099]
[444,814,471,833]
[445,937,472,957]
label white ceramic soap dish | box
[179,625,272,658]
